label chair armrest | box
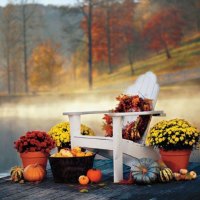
[63,110,110,115]
[63,110,165,117]
[108,110,165,117]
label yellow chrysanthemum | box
[146,118,200,150]
[180,136,184,141]
[48,122,95,147]
[158,138,163,143]
[189,141,193,146]
[175,138,179,142]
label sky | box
[0,0,79,7]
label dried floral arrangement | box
[102,94,152,142]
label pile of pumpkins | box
[130,157,197,185]
[10,164,46,183]
[78,168,102,185]
[10,164,103,184]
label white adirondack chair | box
[63,71,165,183]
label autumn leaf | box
[79,189,89,193]
[118,172,134,185]
[98,183,106,187]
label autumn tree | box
[152,0,200,33]
[29,41,63,91]
[70,43,88,81]
[17,0,39,93]
[134,0,153,31]
[0,3,21,95]
[143,7,184,59]
[89,7,107,64]
[78,0,95,89]
[60,6,85,81]
[97,0,117,74]
[118,0,135,74]
[186,0,200,32]
[100,0,135,73]
[82,0,135,74]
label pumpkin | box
[173,172,182,181]
[23,164,46,182]
[184,173,193,180]
[78,175,89,185]
[87,168,102,183]
[131,157,160,184]
[159,168,173,182]
[189,171,197,179]
[179,169,188,175]
[10,166,24,183]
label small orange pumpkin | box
[23,164,46,182]
[87,168,102,183]
[78,175,89,185]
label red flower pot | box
[159,149,191,172]
[20,152,48,169]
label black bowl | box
[49,154,95,183]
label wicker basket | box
[49,154,95,183]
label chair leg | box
[69,115,81,148]
[113,116,123,183]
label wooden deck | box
[0,159,200,200]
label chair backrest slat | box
[126,72,159,103]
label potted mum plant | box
[146,119,200,172]
[48,122,95,150]
[14,130,55,168]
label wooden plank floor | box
[0,159,200,200]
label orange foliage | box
[81,0,134,65]
[143,8,185,55]
[29,40,64,91]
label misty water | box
[0,82,200,177]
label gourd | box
[174,170,197,181]
[131,158,160,184]
[78,175,89,185]
[10,166,24,183]
[159,168,173,182]
[189,171,197,179]
[180,169,188,175]
[173,172,182,181]
[87,168,102,183]
[23,164,46,182]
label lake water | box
[0,83,200,177]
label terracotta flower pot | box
[159,149,191,172]
[20,152,48,169]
